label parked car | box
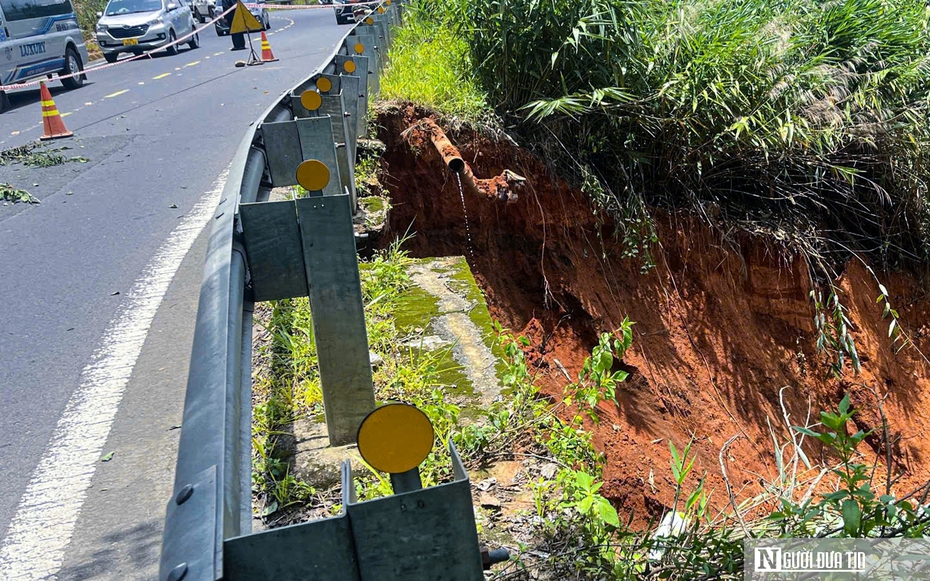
[0,0,88,111]
[214,0,269,35]
[333,0,363,25]
[191,0,215,22]
[95,0,199,63]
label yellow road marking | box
[61,112,72,117]
[213,52,223,56]
[104,89,128,98]
[153,73,171,79]
[184,60,201,67]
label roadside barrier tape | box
[0,1,387,92]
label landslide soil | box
[375,103,930,524]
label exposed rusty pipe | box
[418,119,523,204]
[430,127,467,174]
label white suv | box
[95,0,199,63]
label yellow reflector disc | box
[357,404,434,474]
[354,42,364,54]
[386,0,391,4]
[365,16,374,25]
[343,60,357,73]
[295,159,330,192]
[316,77,333,93]
[300,90,322,111]
[377,6,384,13]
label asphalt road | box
[0,8,350,579]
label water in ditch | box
[455,173,474,256]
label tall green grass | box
[418,0,930,274]
[380,10,489,121]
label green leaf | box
[262,500,278,516]
[101,451,115,462]
[597,349,613,373]
[575,471,595,489]
[842,499,861,535]
[793,426,820,437]
[597,498,621,528]
[838,393,851,415]
[578,496,594,514]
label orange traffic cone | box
[260,31,278,63]
[39,82,72,140]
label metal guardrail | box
[158,4,493,580]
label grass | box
[251,238,467,514]
[380,9,490,123]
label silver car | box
[95,0,199,63]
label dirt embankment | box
[375,103,930,523]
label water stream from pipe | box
[455,173,474,256]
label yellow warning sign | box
[230,1,263,34]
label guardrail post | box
[321,74,360,164]
[334,54,370,141]
[349,31,381,96]
[261,117,343,197]
[320,92,357,207]
[291,87,357,210]
[296,192,375,445]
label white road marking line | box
[213,51,223,56]
[0,167,229,581]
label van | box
[0,0,89,111]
